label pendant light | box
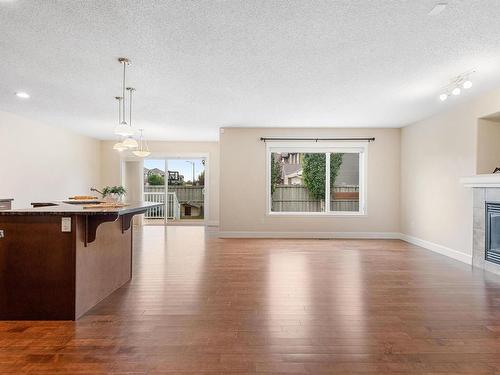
[114,58,135,137]
[113,96,127,151]
[133,129,151,157]
[122,86,138,148]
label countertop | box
[0,199,13,202]
[0,201,162,216]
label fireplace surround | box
[460,175,500,273]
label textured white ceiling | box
[2,0,500,141]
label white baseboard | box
[399,233,472,265]
[217,231,401,239]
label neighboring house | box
[282,163,303,185]
[279,152,301,165]
[277,152,303,185]
[276,152,360,187]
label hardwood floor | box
[2,226,500,374]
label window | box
[267,142,366,215]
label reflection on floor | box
[143,218,205,226]
[2,225,500,373]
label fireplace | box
[486,202,500,264]
[462,176,500,273]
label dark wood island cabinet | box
[0,201,161,320]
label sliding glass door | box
[143,158,206,225]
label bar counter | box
[0,201,161,320]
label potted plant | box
[101,186,127,203]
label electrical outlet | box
[61,217,72,232]
[0,230,4,239]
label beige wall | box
[219,127,401,235]
[0,110,101,208]
[100,140,220,225]
[476,119,500,174]
[401,87,500,257]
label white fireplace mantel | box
[460,174,500,188]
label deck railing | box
[145,186,204,202]
[144,186,204,219]
[144,191,180,219]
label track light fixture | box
[438,70,475,102]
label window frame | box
[266,141,368,216]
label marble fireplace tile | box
[470,187,500,275]
[474,188,486,209]
[473,206,485,230]
[473,228,485,259]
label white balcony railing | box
[144,191,180,220]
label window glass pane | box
[330,153,360,212]
[271,152,325,212]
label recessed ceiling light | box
[15,92,30,99]
[428,3,447,16]
[452,87,461,96]
[439,93,448,101]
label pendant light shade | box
[114,123,135,137]
[133,150,151,157]
[123,136,138,148]
[133,129,151,157]
[113,142,127,151]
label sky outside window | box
[144,159,204,183]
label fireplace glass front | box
[486,202,500,264]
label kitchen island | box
[0,201,161,320]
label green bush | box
[271,156,282,194]
[330,153,343,186]
[303,153,343,200]
[148,174,165,186]
[303,154,326,200]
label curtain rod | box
[260,137,375,142]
